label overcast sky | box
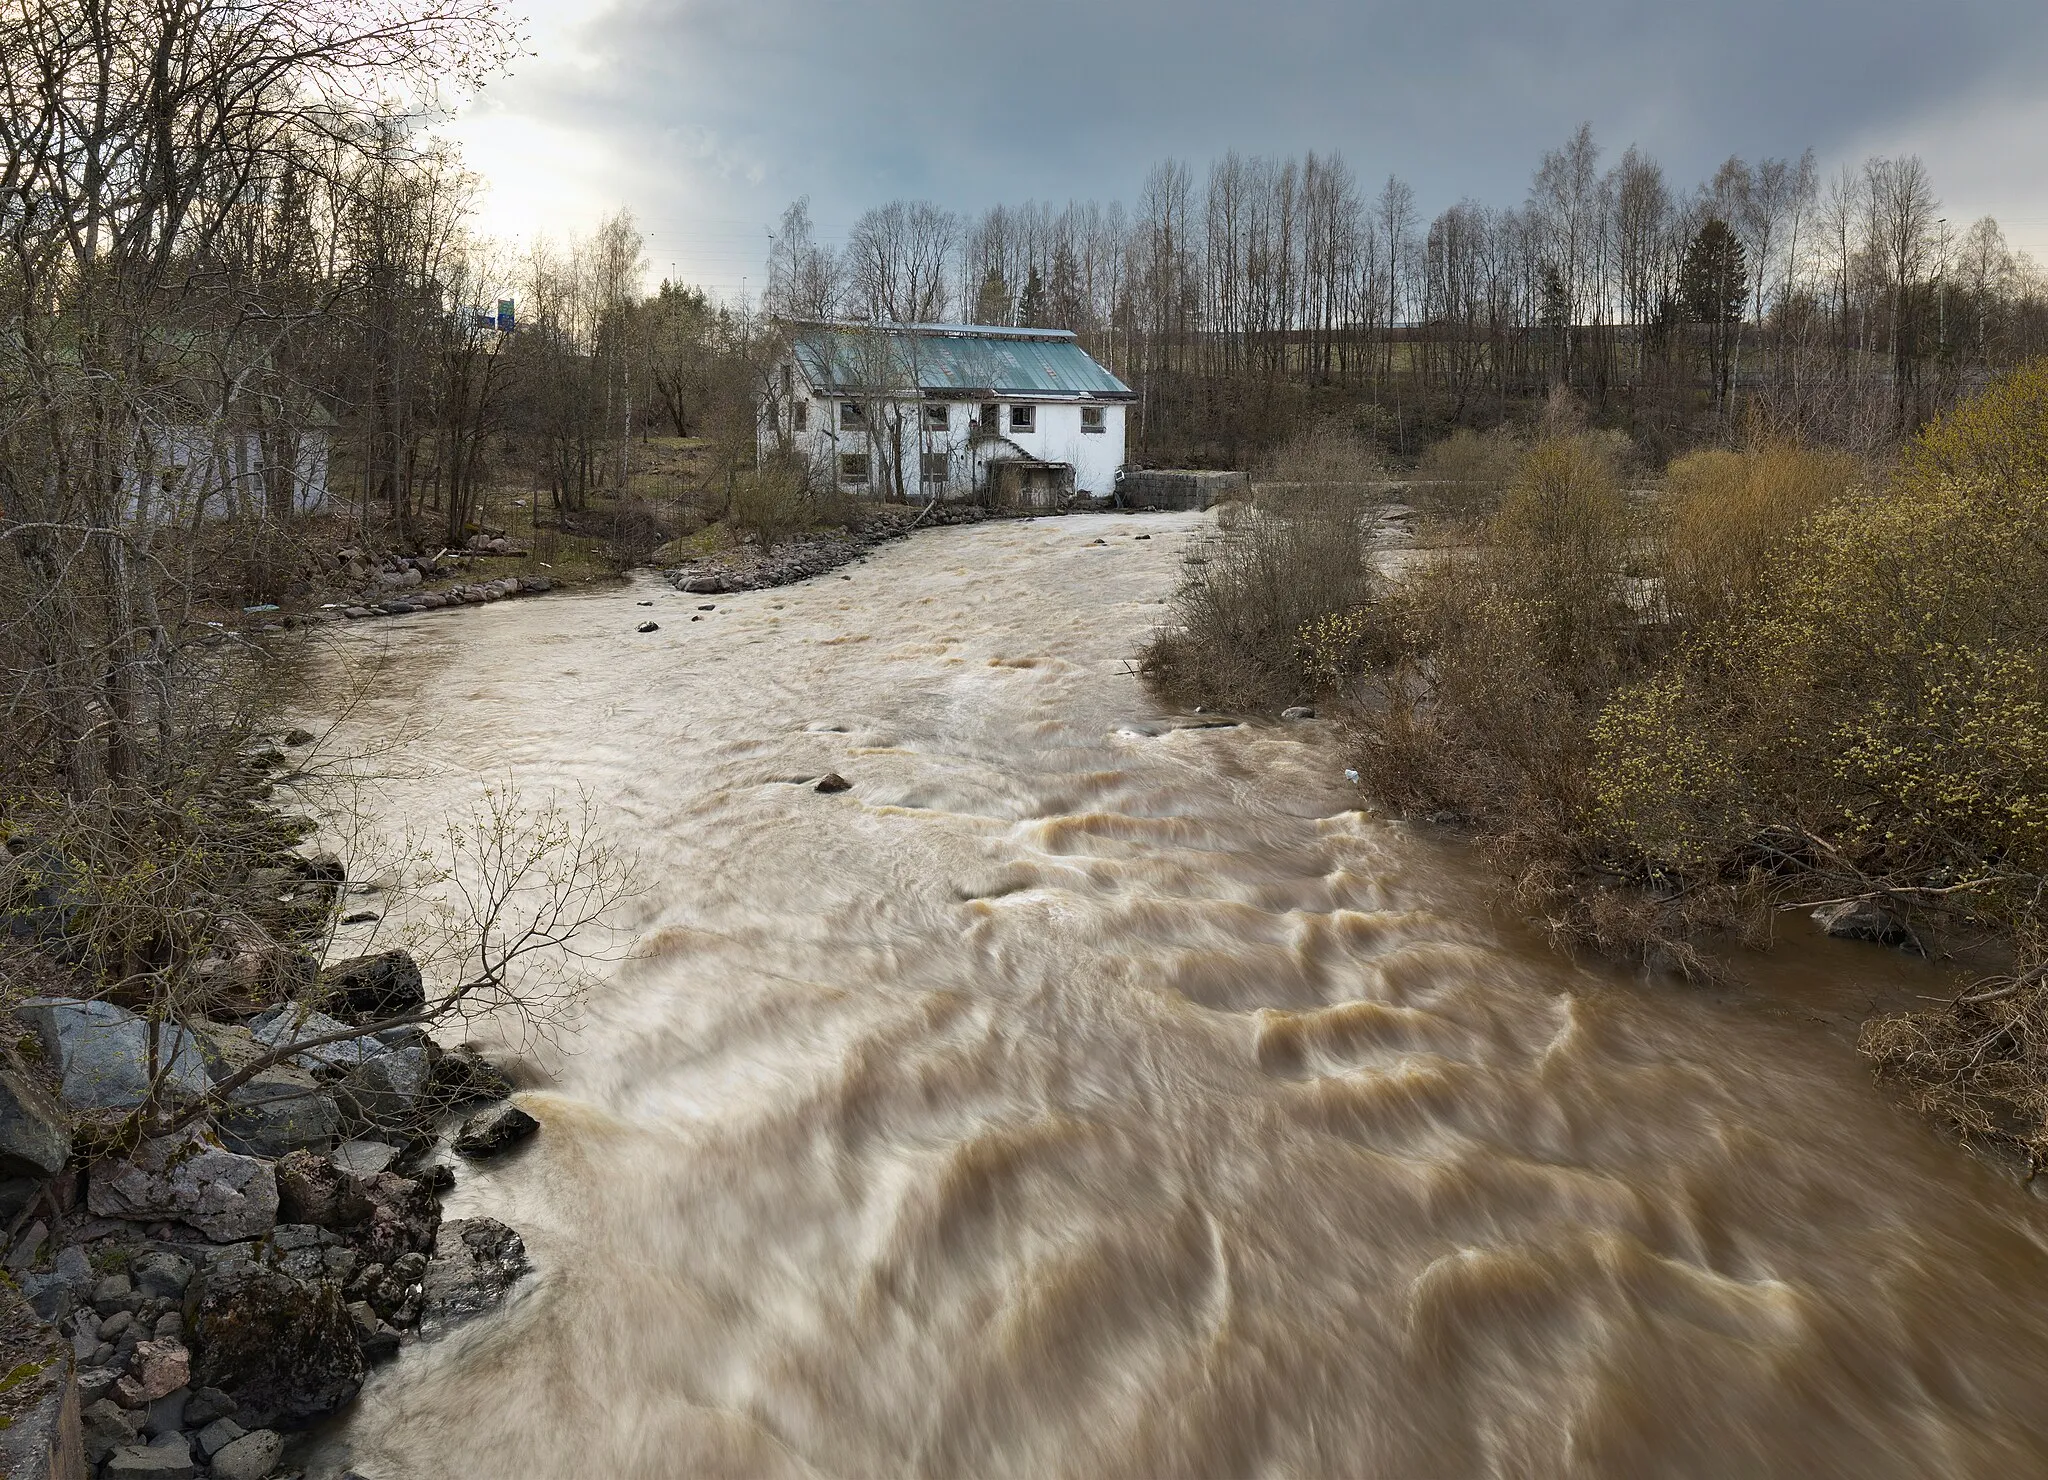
[444,0,2048,294]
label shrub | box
[1142,481,1373,712]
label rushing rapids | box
[313,512,2048,1479]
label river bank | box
[299,511,2048,1479]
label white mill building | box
[760,322,1133,506]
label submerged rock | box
[1812,896,1915,948]
[419,1218,529,1338]
[814,773,852,794]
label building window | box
[793,399,809,431]
[923,402,949,432]
[839,452,870,485]
[780,363,793,397]
[921,452,950,484]
[978,403,999,433]
[1081,406,1106,433]
[1009,404,1035,434]
[840,401,864,430]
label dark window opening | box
[923,403,950,432]
[1081,406,1106,433]
[978,403,999,433]
[840,401,864,430]
[921,452,950,484]
[839,453,870,485]
[793,400,809,431]
[1009,404,1035,434]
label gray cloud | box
[469,0,2048,281]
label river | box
[314,510,2048,1479]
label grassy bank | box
[1144,366,2048,1171]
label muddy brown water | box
[311,512,2048,1479]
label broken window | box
[978,403,999,433]
[1009,405,1035,434]
[840,401,864,430]
[1081,406,1106,433]
[839,452,870,485]
[921,452,950,484]
[793,400,809,431]
[781,363,793,397]
[923,402,949,432]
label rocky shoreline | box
[1,782,543,1479]
[662,502,1048,595]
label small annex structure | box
[760,321,1134,506]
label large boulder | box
[0,1067,70,1179]
[246,1007,382,1077]
[189,1262,364,1429]
[419,1218,529,1338]
[16,998,209,1110]
[88,1137,278,1242]
[318,951,425,1023]
[216,1075,340,1160]
[337,1046,429,1136]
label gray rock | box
[18,1269,73,1322]
[180,1387,237,1428]
[318,951,425,1023]
[83,1396,142,1464]
[132,1252,195,1300]
[77,1366,121,1406]
[338,1047,429,1133]
[54,1243,93,1297]
[419,1218,529,1338]
[1812,896,1915,947]
[102,1439,197,1478]
[15,997,209,1109]
[189,1263,363,1427]
[452,1103,538,1159]
[0,1067,70,1178]
[71,1308,100,1360]
[92,1277,133,1314]
[88,1137,279,1242]
[0,1176,40,1221]
[143,1385,188,1436]
[347,1300,401,1362]
[246,1007,381,1076]
[209,1428,283,1480]
[217,1073,340,1159]
[195,1417,245,1458]
[428,1048,513,1107]
[329,1140,398,1177]
[3,1217,46,1271]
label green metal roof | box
[787,322,1134,400]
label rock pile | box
[0,946,537,1478]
